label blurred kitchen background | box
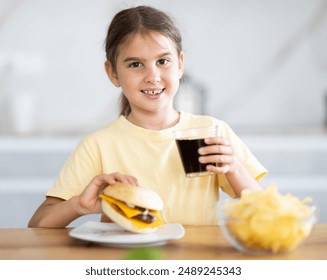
[0,0,326,227]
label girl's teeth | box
[142,89,162,95]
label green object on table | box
[124,247,163,260]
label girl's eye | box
[157,59,169,65]
[129,62,141,68]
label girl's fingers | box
[206,164,230,174]
[197,136,235,174]
[115,174,138,185]
[199,154,233,165]
[197,137,233,155]
[92,173,138,190]
[198,144,233,156]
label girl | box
[28,6,267,228]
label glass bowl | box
[217,197,318,255]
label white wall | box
[0,0,327,134]
[177,0,327,131]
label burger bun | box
[101,183,164,234]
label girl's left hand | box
[198,136,236,174]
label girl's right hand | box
[77,172,138,216]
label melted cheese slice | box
[100,194,164,229]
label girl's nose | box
[144,66,161,83]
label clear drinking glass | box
[174,125,218,178]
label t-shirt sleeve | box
[46,136,102,200]
[217,121,268,197]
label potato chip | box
[220,184,317,253]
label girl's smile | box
[141,88,164,96]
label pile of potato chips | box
[220,185,317,253]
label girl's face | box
[106,31,184,116]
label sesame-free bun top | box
[103,183,163,210]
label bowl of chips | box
[217,185,318,254]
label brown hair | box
[104,5,183,116]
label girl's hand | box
[198,136,236,174]
[77,172,138,215]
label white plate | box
[69,221,185,248]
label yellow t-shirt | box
[47,111,267,225]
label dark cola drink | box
[174,125,218,177]
[175,138,210,177]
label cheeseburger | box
[100,183,164,233]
